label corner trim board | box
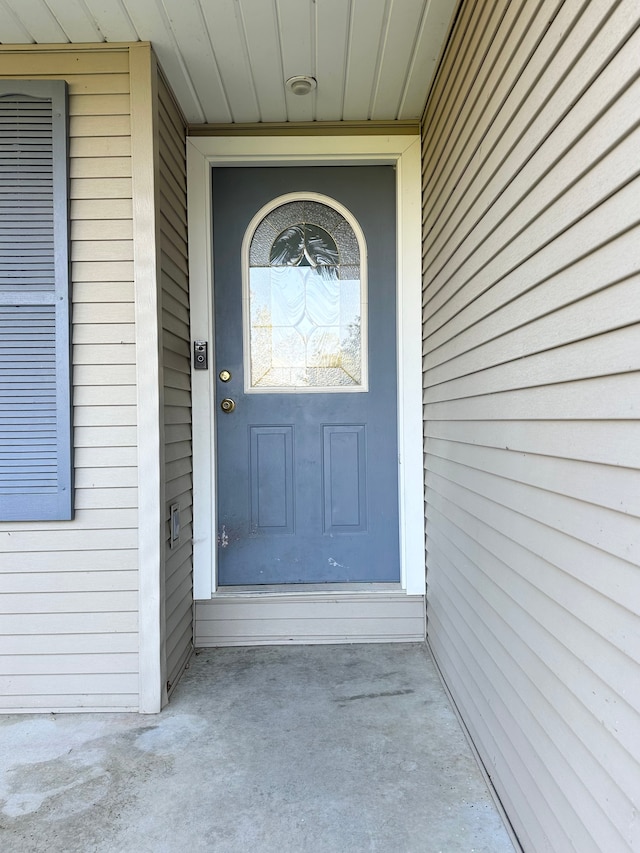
[130,44,166,714]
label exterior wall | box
[0,47,139,711]
[158,73,193,692]
[421,1,640,851]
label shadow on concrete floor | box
[1,643,516,853]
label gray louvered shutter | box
[0,80,72,520]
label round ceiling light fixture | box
[286,75,317,96]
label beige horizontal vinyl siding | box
[421,2,640,851]
[0,48,138,711]
[196,593,426,646]
[158,73,193,693]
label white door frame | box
[187,134,424,599]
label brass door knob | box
[220,398,235,413]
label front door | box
[212,166,399,585]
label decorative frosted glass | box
[247,199,365,390]
[249,219,277,266]
[333,221,360,264]
[267,201,306,234]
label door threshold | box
[212,582,404,597]
[195,584,425,647]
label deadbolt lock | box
[220,398,236,413]
[219,369,231,382]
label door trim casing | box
[187,134,424,600]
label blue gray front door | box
[213,166,399,585]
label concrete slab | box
[1,643,516,852]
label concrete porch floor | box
[1,643,517,853]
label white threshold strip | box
[195,584,426,647]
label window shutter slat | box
[0,304,57,496]
[0,81,72,521]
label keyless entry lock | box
[193,340,208,370]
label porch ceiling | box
[0,0,457,125]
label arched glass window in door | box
[244,194,367,392]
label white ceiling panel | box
[342,0,387,121]
[44,0,103,42]
[157,0,229,123]
[277,0,315,123]
[0,3,33,43]
[370,0,425,120]
[398,0,456,119]
[0,0,458,126]
[79,0,139,42]
[239,0,287,123]
[200,0,260,123]
[6,0,68,42]
[131,0,215,124]
[315,0,350,121]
